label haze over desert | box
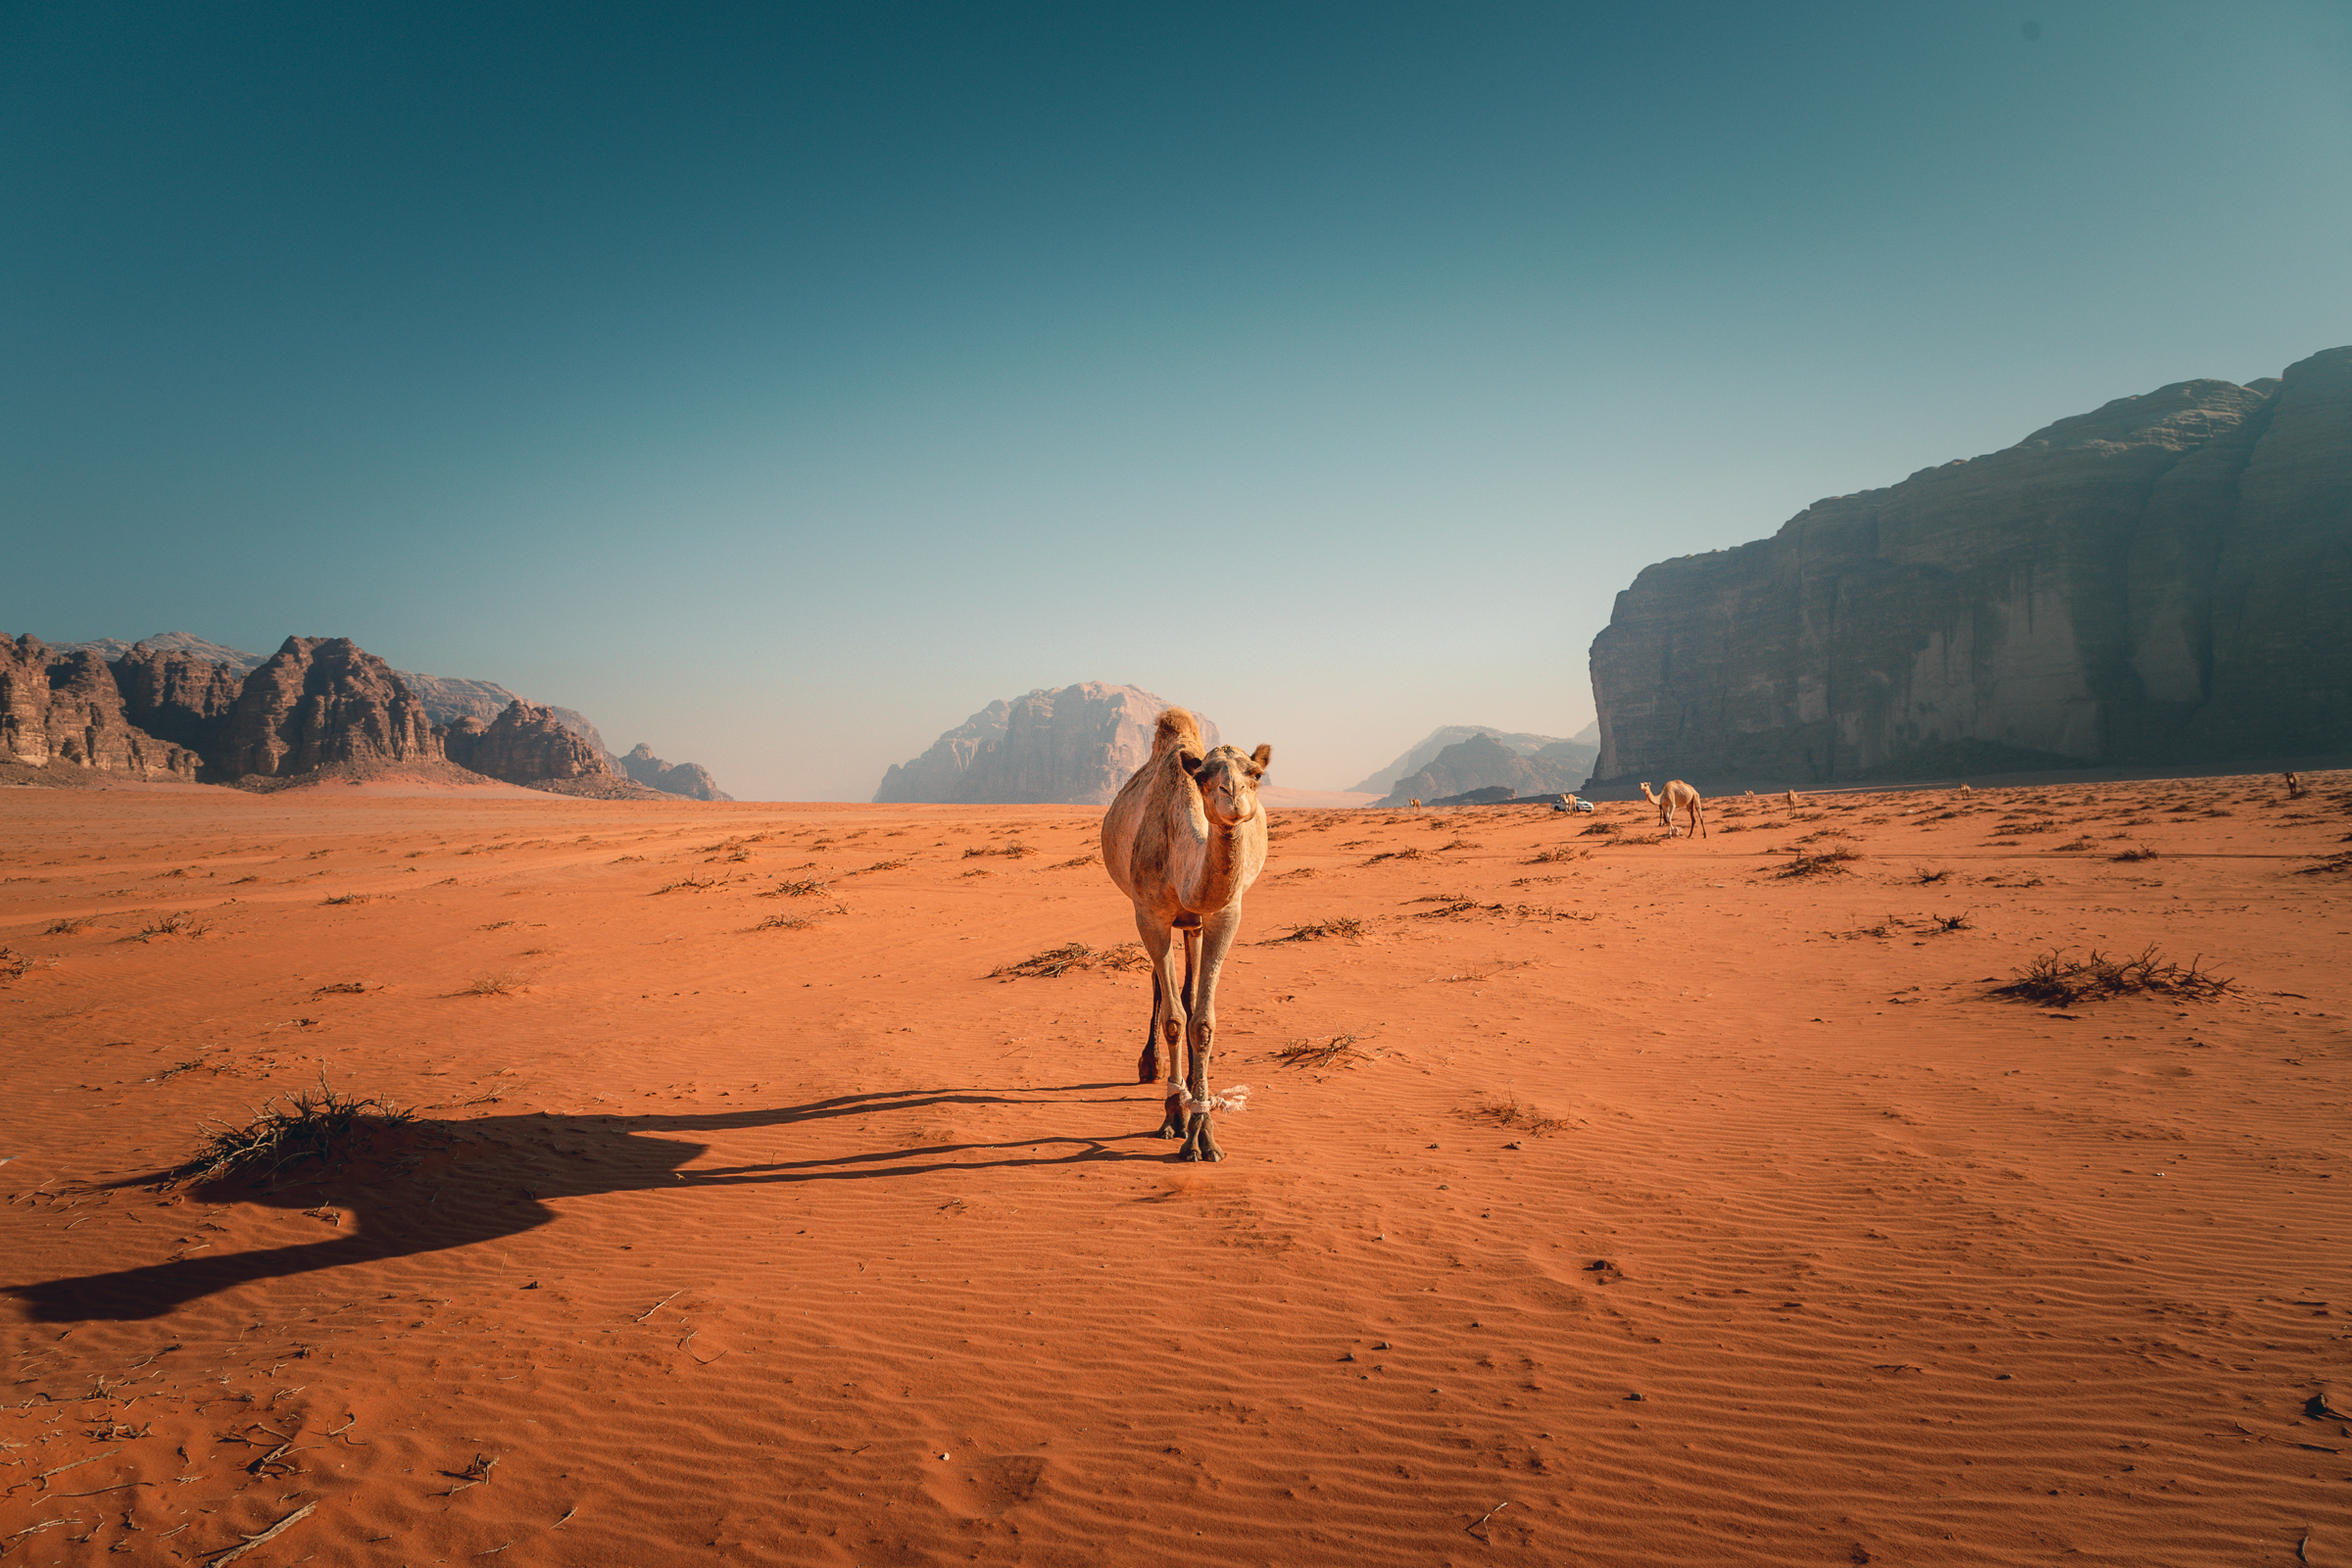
[4,777,2347,1564]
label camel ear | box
[1249,744,1271,775]
[1178,750,1205,778]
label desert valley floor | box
[2,776,2347,1566]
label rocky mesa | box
[1590,345,2352,788]
[1374,731,1589,808]
[875,683,1219,805]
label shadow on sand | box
[9,1082,1149,1323]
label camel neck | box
[1178,803,1251,911]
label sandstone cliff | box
[440,701,613,786]
[112,644,245,757]
[875,684,1221,805]
[0,636,200,780]
[1375,732,1587,808]
[220,637,440,779]
[1590,346,2352,787]
[620,744,733,802]
[396,671,614,761]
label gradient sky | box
[6,2,2348,800]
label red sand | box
[2,776,2347,1565]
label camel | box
[1640,779,1705,838]
[1785,789,1800,808]
[2284,771,2307,799]
[1102,709,1272,1163]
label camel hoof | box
[1153,1123,1183,1140]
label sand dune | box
[2,776,2346,1564]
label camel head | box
[1639,781,1659,804]
[1182,744,1272,827]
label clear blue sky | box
[5,1,2347,799]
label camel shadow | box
[8,1082,1149,1324]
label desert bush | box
[1777,848,1861,878]
[322,893,378,905]
[989,942,1149,979]
[765,877,831,898]
[1274,1034,1370,1069]
[656,876,722,895]
[1268,916,1366,944]
[0,947,25,985]
[467,972,521,996]
[2109,846,2160,862]
[44,917,89,935]
[1913,867,1952,885]
[1579,821,1619,837]
[1525,846,1582,863]
[755,913,820,932]
[1463,1094,1568,1137]
[133,910,208,941]
[172,1079,413,1187]
[1990,947,2233,1007]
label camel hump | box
[1152,707,1205,757]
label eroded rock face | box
[0,635,199,778]
[397,671,614,761]
[874,684,1221,805]
[1376,732,1586,807]
[440,701,613,785]
[113,644,245,758]
[1590,346,2352,786]
[220,637,439,779]
[620,744,732,801]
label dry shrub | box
[1268,916,1366,944]
[2109,846,2160,862]
[989,942,1149,979]
[755,913,820,932]
[467,972,521,996]
[311,981,368,998]
[321,893,378,905]
[172,1079,413,1188]
[1364,847,1424,863]
[1052,855,1100,869]
[1275,1034,1370,1068]
[1464,1094,1569,1137]
[0,947,25,985]
[656,876,722,895]
[1913,867,1952,885]
[1990,947,2234,1007]
[1777,848,1861,878]
[44,917,88,935]
[847,859,909,875]
[1526,847,1580,863]
[765,877,831,898]
[2296,853,2352,877]
[963,842,1034,859]
[1579,821,1619,837]
[1436,839,1481,852]
[134,910,208,941]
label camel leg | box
[1135,913,1187,1139]
[1179,906,1242,1163]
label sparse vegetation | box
[1274,1034,1370,1069]
[655,876,722,894]
[1435,839,1480,852]
[1051,855,1100,869]
[1464,1094,1569,1137]
[1579,821,1619,837]
[1990,947,2234,1008]
[133,909,208,941]
[466,972,522,996]
[311,981,368,998]
[988,941,1150,979]
[2109,846,2160,862]
[1525,847,1581,863]
[963,842,1034,859]
[321,892,379,905]
[765,877,831,898]
[0,947,25,985]
[44,916,89,935]
[1913,867,1952,885]
[1364,847,1424,863]
[755,913,821,932]
[1776,849,1861,878]
[1268,916,1366,944]
[171,1078,413,1188]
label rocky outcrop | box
[1590,346,2352,787]
[0,636,200,779]
[439,700,612,786]
[620,744,732,801]
[1349,727,1586,796]
[112,644,245,757]
[1375,732,1587,808]
[396,671,614,761]
[220,637,439,779]
[57,632,268,674]
[875,684,1221,805]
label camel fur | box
[1101,708,1272,1162]
[1640,779,1706,838]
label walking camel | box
[1102,709,1272,1162]
[1640,779,1706,838]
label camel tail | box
[1152,707,1205,758]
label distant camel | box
[1640,779,1706,838]
[2284,771,2307,799]
[1409,798,1422,808]
[1785,789,1800,808]
[1102,709,1272,1163]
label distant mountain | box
[12,631,724,799]
[621,744,732,802]
[876,683,1220,805]
[1375,732,1591,808]
[1349,726,1594,796]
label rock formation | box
[220,637,439,779]
[396,670,614,761]
[439,701,612,786]
[620,744,732,801]
[1590,346,2352,787]
[56,632,268,674]
[1350,727,1593,796]
[112,644,245,757]
[875,684,1220,805]
[0,636,200,780]
[1375,732,1587,808]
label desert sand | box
[2,775,2346,1566]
